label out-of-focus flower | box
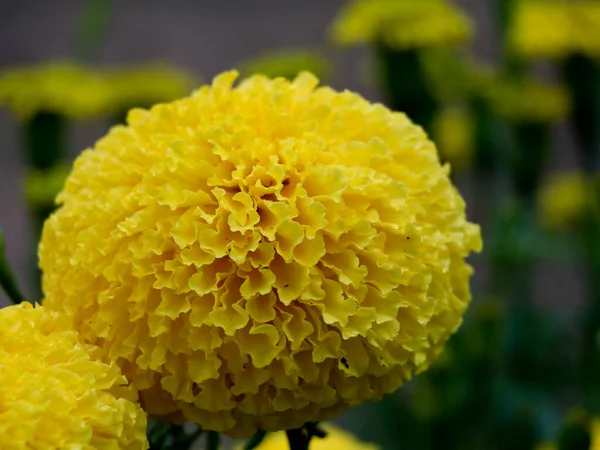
[484,76,571,124]
[509,1,600,60]
[432,105,474,171]
[0,62,112,121]
[0,302,148,449]
[330,0,473,49]
[23,162,71,210]
[40,71,482,437]
[421,49,477,103]
[241,50,329,81]
[539,172,596,230]
[104,63,194,113]
[239,424,380,450]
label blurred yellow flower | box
[24,162,71,209]
[0,62,112,120]
[484,76,571,124]
[0,302,148,449]
[105,63,194,113]
[432,105,474,171]
[509,1,600,60]
[421,49,478,103]
[539,172,595,229]
[241,50,329,81]
[239,424,380,450]
[41,70,481,437]
[331,0,473,49]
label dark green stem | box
[561,54,600,172]
[22,111,67,295]
[285,423,326,450]
[510,122,550,201]
[375,42,438,133]
[244,430,268,450]
[206,430,220,450]
[286,428,312,450]
[0,230,26,304]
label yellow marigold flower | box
[421,49,477,103]
[0,62,112,120]
[0,302,148,449]
[330,0,473,49]
[105,63,194,112]
[40,71,482,437]
[509,1,600,60]
[539,172,595,229]
[509,1,573,60]
[241,50,329,81]
[238,424,380,450]
[431,106,474,171]
[484,76,571,124]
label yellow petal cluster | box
[484,76,571,124]
[239,424,380,450]
[431,105,474,171]
[241,50,329,81]
[0,62,112,121]
[330,0,473,49]
[509,1,600,60]
[0,302,148,449]
[40,71,481,437]
[539,172,597,230]
[105,63,194,112]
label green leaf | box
[0,230,25,305]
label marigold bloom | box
[241,50,329,81]
[239,424,380,450]
[0,62,112,120]
[105,63,194,112]
[0,302,148,449]
[432,106,474,171]
[484,77,571,124]
[509,1,600,60]
[330,0,473,49]
[539,172,595,230]
[40,71,482,437]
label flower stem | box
[286,428,312,450]
[244,430,267,450]
[285,423,326,450]
[0,230,25,304]
[206,430,220,450]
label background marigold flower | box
[330,0,473,49]
[483,76,571,124]
[0,302,148,449]
[509,1,600,60]
[40,70,482,437]
[240,50,330,81]
[104,63,195,113]
[539,172,597,230]
[431,105,474,171]
[0,62,112,120]
[238,424,380,450]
